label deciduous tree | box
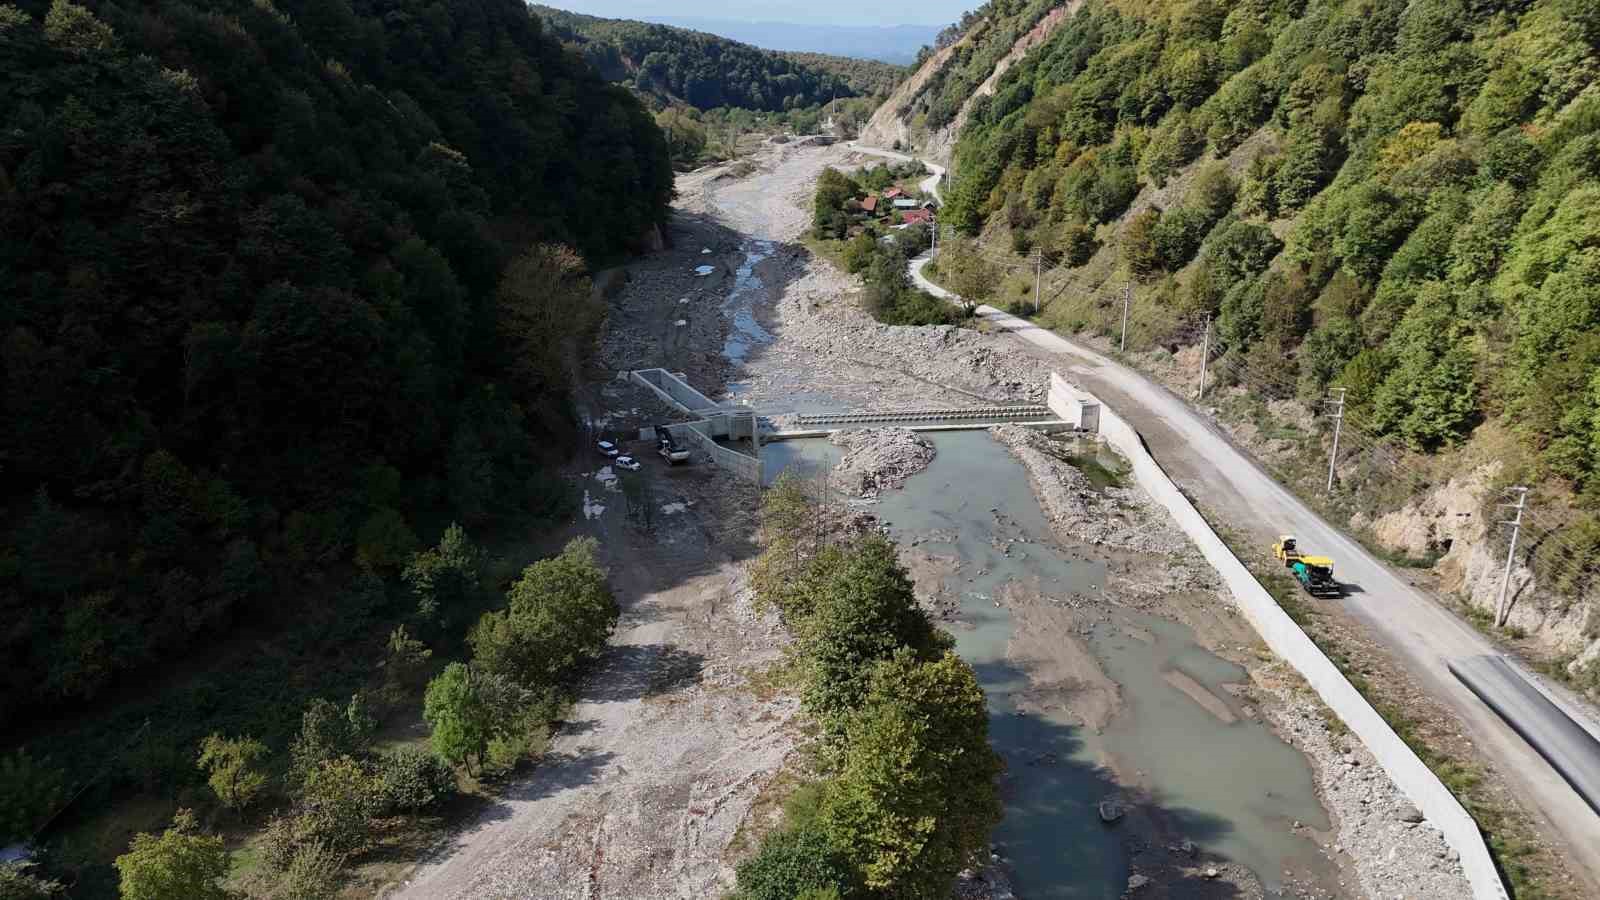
[423,663,492,774]
[815,650,1002,897]
[114,809,229,900]
[197,734,269,814]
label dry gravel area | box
[987,424,1188,553]
[829,427,936,497]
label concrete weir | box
[630,367,1080,479]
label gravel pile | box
[987,424,1189,553]
[1261,677,1472,900]
[829,427,936,497]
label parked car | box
[596,440,619,458]
[615,456,641,471]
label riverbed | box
[764,431,1341,898]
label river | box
[762,431,1336,898]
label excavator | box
[1272,535,1341,597]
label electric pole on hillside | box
[1119,282,1132,352]
[1033,250,1043,316]
[1495,486,1530,627]
[1196,313,1211,401]
[1323,388,1346,495]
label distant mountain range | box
[532,5,904,112]
[638,16,939,65]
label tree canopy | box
[533,5,881,112]
[0,0,671,729]
[933,0,1600,597]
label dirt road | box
[909,256,1600,893]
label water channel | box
[721,239,776,363]
[760,432,1333,899]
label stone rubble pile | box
[987,424,1188,554]
[829,427,937,497]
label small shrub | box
[374,746,456,814]
[280,841,344,900]
[197,733,269,813]
[734,823,858,900]
[261,814,300,873]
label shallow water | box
[721,240,776,362]
[764,430,1333,898]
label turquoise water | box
[763,431,1332,898]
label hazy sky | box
[544,1,980,27]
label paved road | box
[906,253,1600,891]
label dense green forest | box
[942,0,1600,591]
[531,4,889,113]
[0,0,670,858]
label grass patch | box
[1065,453,1127,491]
[801,235,849,273]
[724,763,809,861]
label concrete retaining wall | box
[1047,373,1100,432]
[1079,379,1507,900]
[630,368,719,414]
[675,422,762,484]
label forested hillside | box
[532,4,882,112]
[778,52,907,100]
[0,0,669,744]
[940,0,1600,626]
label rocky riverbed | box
[1258,671,1473,900]
[829,427,936,497]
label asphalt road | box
[903,252,1600,892]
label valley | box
[7,1,1600,898]
[393,138,1486,899]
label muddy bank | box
[829,427,936,497]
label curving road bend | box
[899,248,1600,892]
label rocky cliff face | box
[859,39,967,161]
[1365,464,1598,680]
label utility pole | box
[1323,388,1346,495]
[1119,282,1132,352]
[931,219,938,256]
[1033,250,1043,316]
[1196,314,1211,401]
[1495,486,1530,627]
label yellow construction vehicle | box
[1272,535,1341,597]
